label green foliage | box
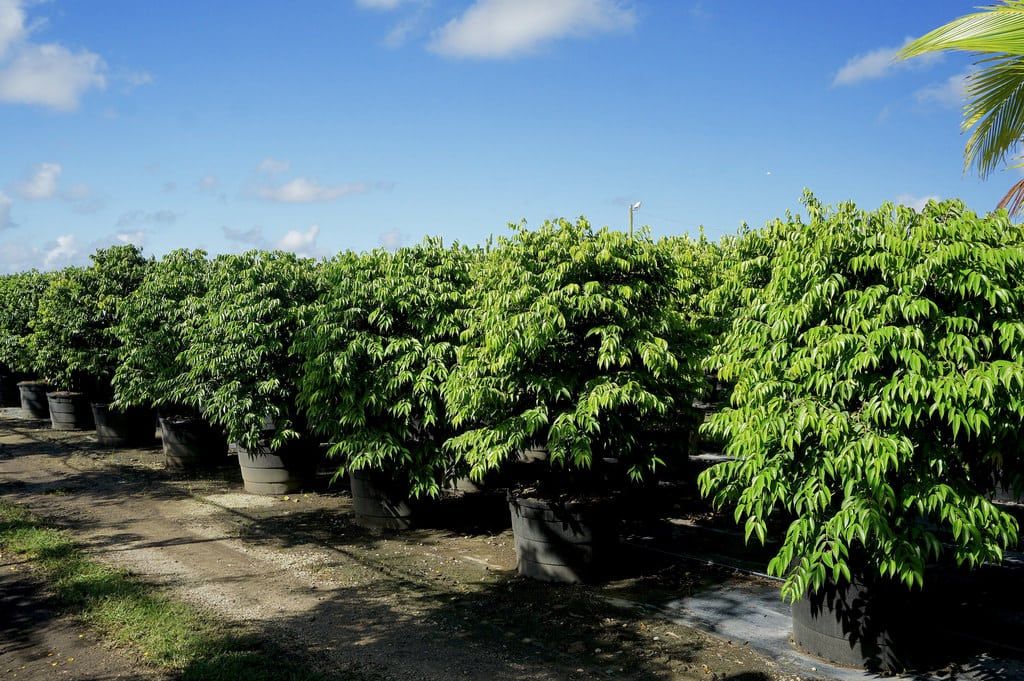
[113,249,211,410]
[0,270,51,374]
[177,251,322,450]
[702,221,787,323]
[31,245,149,393]
[444,218,708,484]
[699,193,1024,601]
[296,240,474,498]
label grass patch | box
[0,498,346,681]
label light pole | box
[629,201,642,238]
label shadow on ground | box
[2,411,1024,681]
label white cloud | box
[14,161,60,200]
[0,191,11,229]
[257,158,291,174]
[276,224,320,256]
[833,38,942,87]
[257,177,382,203]
[0,1,107,111]
[429,0,635,59]
[915,71,969,108]
[895,193,940,212]
[0,1,108,111]
[43,233,79,267]
[0,0,26,59]
[378,228,408,250]
[0,228,151,272]
[0,42,106,110]
[116,209,180,228]
[198,175,219,192]
[114,231,146,247]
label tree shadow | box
[4,412,1024,680]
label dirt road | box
[0,410,800,681]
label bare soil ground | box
[0,409,807,681]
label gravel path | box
[0,411,791,681]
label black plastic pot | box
[91,403,156,448]
[508,494,617,583]
[0,372,23,407]
[46,391,94,431]
[17,381,52,419]
[349,469,415,530]
[792,574,914,672]
[236,439,315,495]
[158,416,227,470]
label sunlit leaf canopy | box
[701,193,1024,600]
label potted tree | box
[176,251,321,491]
[296,241,474,528]
[444,219,709,581]
[31,246,149,432]
[699,194,1024,671]
[0,271,52,412]
[112,249,215,452]
[114,249,224,462]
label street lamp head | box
[631,201,642,211]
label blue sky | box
[0,0,1005,270]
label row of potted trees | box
[0,198,1021,671]
[0,221,718,580]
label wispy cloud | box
[13,161,60,200]
[914,71,969,108]
[116,209,181,228]
[429,0,635,59]
[62,182,104,214]
[378,228,408,250]
[385,12,424,48]
[256,177,392,203]
[222,225,268,248]
[356,0,409,9]
[0,0,24,59]
[257,158,291,174]
[0,0,107,111]
[833,38,941,86]
[0,191,12,229]
[895,193,940,212]
[0,229,147,272]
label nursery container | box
[46,391,94,430]
[792,575,914,672]
[349,469,415,530]
[236,439,315,495]
[0,372,22,407]
[159,415,227,470]
[508,494,617,583]
[17,381,52,419]
[91,403,156,447]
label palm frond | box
[901,1,1024,59]
[997,177,1024,214]
[963,56,1024,177]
